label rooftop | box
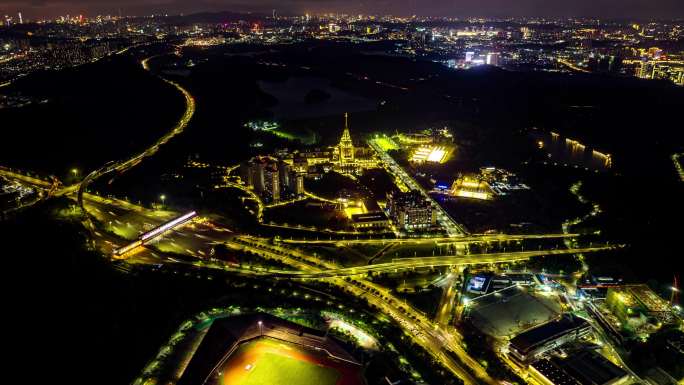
[532,359,582,385]
[469,285,560,338]
[560,350,628,385]
[532,350,628,385]
[351,212,389,223]
[509,314,590,353]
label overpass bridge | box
[224,245,617,279]
[113,211,198,258]
[369,138,467,236]
[279,233,580,246]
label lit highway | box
[52,197,613,385]
[557,58,591,73]
[78,54,195,215]
[280,232,580,245]
[222,241,617,278]
[0,50,196,219]
[216,237,496,385]
[1,148,626,385]
[0,167,61,214]
[0,43,650,385]
[0,167,53,189]
[3,15,683,385]
[369,138,467,236]
[151,237,613,385]
[435,269,460,327]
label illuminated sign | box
[467,276,489,293]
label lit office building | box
[288,172,304,196]
[486,52,500,66]
[241,156,304,202]
[387,190,436,231]
[262,163,280,202]
[465,51,475,62]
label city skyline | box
[2,0,684,20]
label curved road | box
[77,53,195,214]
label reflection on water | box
[534,130,612,171]
[258,76,376,119]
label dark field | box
[0,51,185,180]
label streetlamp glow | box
[670,286,680,305]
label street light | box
[670,286,680,305]
[160,194,166,209]
[258,320,263,336]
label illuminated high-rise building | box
[278,161,290,188]
[465,51,475,62]
[521,26,532,39]
[18,12,22,24]
[640,61,655,79]
[486,53,500,66]
[262,163,280,202]
[289,172,304,195]
[241,157,280,202]
[242,157,305,200]
[337,113,355,164]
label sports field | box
[372,136,400,151]
[218,338,363,385]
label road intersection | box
[0,47,622,385]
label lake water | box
[533,130,612,171]
[258,76,376,120]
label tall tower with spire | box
[338,113,354,164]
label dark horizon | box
[2,0,684,22]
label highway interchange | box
[0,46,622,385]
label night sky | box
[1,0,683,20]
